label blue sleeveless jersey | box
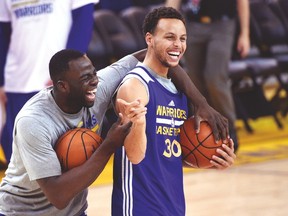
[112,66,188,216]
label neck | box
[143,55,169,78]
[51,89,81,114]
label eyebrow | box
[81,68,97,76]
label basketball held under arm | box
[116,78,148,164]
[36,116,133,210]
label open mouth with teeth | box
[168,51,181,60]
[86,89,97,102]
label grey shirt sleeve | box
[93,54,139,130]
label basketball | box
[180,118,228,169]
[54,128,102,172]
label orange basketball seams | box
[180,118,228,168]
[54,128,102,172]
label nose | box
[173,39,181,47]
[90,73,99,86]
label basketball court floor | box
[0,115,287,215]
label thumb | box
[117,98,128,106]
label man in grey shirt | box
[0,49,141,216]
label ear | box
[56,80,69,93]
[145,32,153,46]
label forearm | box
[237,0,250,38]
[165,0,182,10]
[132,48,147,62]
[37,141,115,209]
[124,121,146,164]
[168,65,208,108]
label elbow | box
[127,144,147,164]
[124,136,147,164]
[53,202,69,210]
[49,195,71,210]
[129,152,146,164]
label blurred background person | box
[0,0,99,167]
[166,0,250,152]
[96,0,166,13]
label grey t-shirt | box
[0,54,139,216]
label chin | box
[85,101,95,108]
[168,62,179,68]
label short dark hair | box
[49,49,85,82]
[142,6,185,35]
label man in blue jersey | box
[112,7,236,215]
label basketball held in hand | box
[179,118,228,169]
[54,128,102,172]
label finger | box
[216,146,236,165]
[208,115,224,142]
[129,112,146,122]
[227,138,234,151]
[117,98,140,109]
[193,115,201,134]
[209,121,221,143]
[117,98,142,116]
[209,157,227,170]
[209,160,225,170]
[117,98,129,106]
[121,120,133,133]
[127,107,147,119]
[128,110,147,119]
[222,141,237,160]
[216,116,229,141]
[117,113,124,125]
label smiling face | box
[63,55,99,112]
[145,18,187,74]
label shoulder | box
[99,55,139,75]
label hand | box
[237,34,250,58]
[193,102,229,142]
[209,138,236,170]
[105,113,132,149]
[116,98,147,124]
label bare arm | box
[165,0,182,9]
[132,49,146,61]
[168,65,229,142]
[37,116,132,209]
[237,0,250,58]
[116,78,148,164]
